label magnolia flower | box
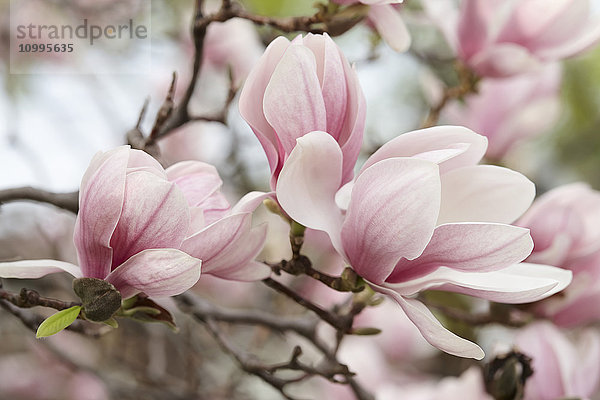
[515,322,600,400]
[239,33,366,189]
[443,64,562,160]
[332,0,410,52]
[203,18,264,86]
[517,183,600,326]
[424,0,600,77]
[0,146,269,298]
[276,126,571,358]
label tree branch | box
[0,186,78,213]
[0,287,80,310]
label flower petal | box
[360,126,487,175]
[182,214,268,281]
[74,147,129,279]
[438,165,535,225]
[263,44,327,155]
[109,171,190,269]
[239,36,291,178]
[0,259,82,279]
[342,158,441,283]
[388,264,571,303]
[387,223,533,282]
[105,249,201,299]
[373,284,485,359]
[368,4,411,52]
[276,131,345,251]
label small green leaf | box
[36,306,82,338]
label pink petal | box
[211,260,272,282]
[468,43,541,77]
[166,161,230,224]
[342,158,441,283]
[231,191,273,214]
[457,0,493,60]
[373,284,485,359]
[303,33,348,140]
[126,149,166,178]
[361,126,487,175]
[438,165,535,225]
[276,131,345,251]
[0,259,82,279]
[239,37,291,178]
[182,214,268,281]
[74,147,129,279]
[368,4,411,52]
[263,44,327,155]
[206,225,270,281]
[109,172,190,269]
[387,223,533,282]
[105,249,201,299]
[338,60,366,185]
[389,263,571,303]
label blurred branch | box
[424,299,532,328]
[176,292,374,400]
[421,62,479,128]
[0,186,79,213]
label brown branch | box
[0,287,80,310]
[422,62,479,128]
[0,186,79,213]
[262,277,347,331]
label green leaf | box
[36,306,82,338]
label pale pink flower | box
[424,0,600,77]
[515,322,600,400]
[0,147,268,298]
[459,0,600,77]
[276,126,571,358]
[333,0,410,52]
[517,183,600,326]
[203,18,264,86]
[239,33,366,189]
[444,64,562,160]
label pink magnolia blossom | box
[515,322,600,400]
[239,33,366,189]
[459,0,600,77]
[276,126,571,359]
[0,146,269,298]
[203,18,264,86]
[424,0,600,78]
[517,183,600,326]
[333,0,410,52]
[443,64,562,160]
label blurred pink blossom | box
[517,183,600,326]
[515,322,600,400]
[424,0,600,77]
[444,64,562,160]
[239,33,366,189]
[276,126,571,359]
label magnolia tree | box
[1,0,600,399]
